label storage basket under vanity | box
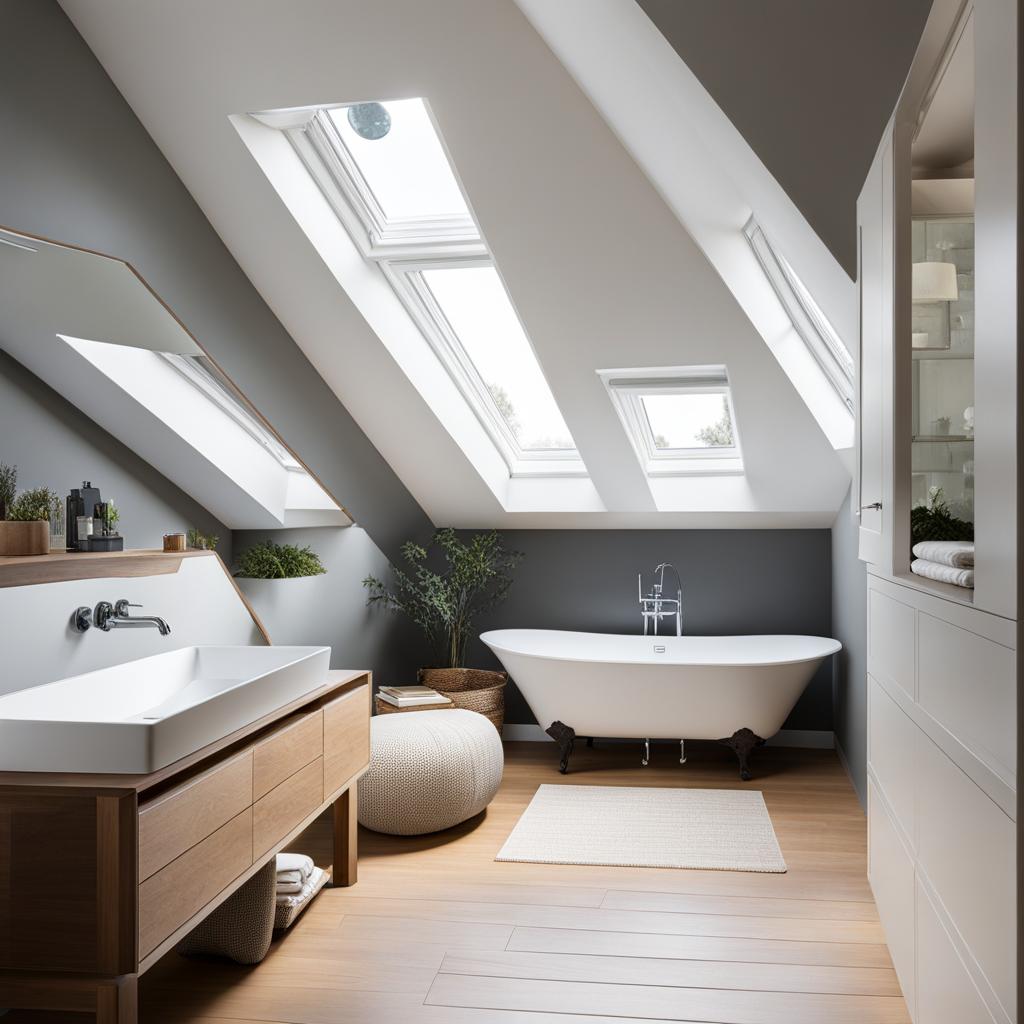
[415,667,508,732]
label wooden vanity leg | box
[96,975,138,1024]
[331,785,358,886]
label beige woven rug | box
[496,784,786,873]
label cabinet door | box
[857,128,889,568]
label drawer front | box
[918,612,1015,782]
[867,780,916,1019]
[253,709,323,801]
[253,757,324,859]
[868,588,916,699]
[323,683,370,796]
[867,677,916,845]
[139,807,253,959]
[138,749,253,881]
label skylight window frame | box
[601,368,744,477]
[297,107,485,259]
[744,218,855,412]
[272,100,585,479]
[159,352,303,471]
[384,256,585,475]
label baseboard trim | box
[502,724,835,749]
[834,737,866,810]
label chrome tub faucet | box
[638,562,682,636]
[74,598,172,636]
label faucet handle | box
[114,599,142,616]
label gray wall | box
[0,0,431,562]
[831,485,868,805]
[0,351,229,559]
[638,0,930,277]
[466,529,834,731]
[232,526,430,685]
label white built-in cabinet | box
[857,2,1019,1022]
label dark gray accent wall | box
[638,0,930,277]
[0,351,229,559]
[0,0,432,561]
[466,529,834,731]
[831,485,868,806]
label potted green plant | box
[363,529,522,728]
[235,540,326,579]
[0,463,15,522]
[233,539,328,623]
[0,486,62,556]
[911,486,973,547]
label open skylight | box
[601,367,742,476]
[270,97,583,476]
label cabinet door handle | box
[860,501,882,511]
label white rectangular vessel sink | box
[0,645,330,774]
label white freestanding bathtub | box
[480,629,840,778]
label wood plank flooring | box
[135,738,906,1023]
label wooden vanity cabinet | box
[0,669,370,1023]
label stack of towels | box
[911,540,975,589]
[275,853,328,929]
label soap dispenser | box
[66,481,101,552]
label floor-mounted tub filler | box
[480,629,840,779]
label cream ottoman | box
[359,709,504,835]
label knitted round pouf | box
[359,708,504,835]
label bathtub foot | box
[546,721,576,774]
[679,739,687,765]
[641,738,651,767]
[718,728,765,781]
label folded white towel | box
[911,558,975,589]
[276,853,314,882]
[276,875,305,895]
[912,540,974,568]
[276,865,328,910]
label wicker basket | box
[416,668,508,732]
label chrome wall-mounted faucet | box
[638,562,683,636]
[74,598,172,636]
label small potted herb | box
[0,464,15,522]
[0,486,63,556]
[187,527,220,551]
[233,539,327,618]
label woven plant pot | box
[436,682,505,732]
[418,667,507,693]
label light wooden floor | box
[138,739,908,1024]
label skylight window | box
[600,367,742,476]
[419,266,574,452]
[327,99,470,223]
[744,218,855,412]
[271,96,583,476]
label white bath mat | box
[496,784,786,873]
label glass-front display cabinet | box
[910,210,974,524]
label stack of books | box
[377,685,451,708]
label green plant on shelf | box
[0,463,16,520]
[105,499,120,534]
[8,486,62,523]
[235,540,326,579]
[187,527,219,551]
[911,486,973,546]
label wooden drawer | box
[139,808,252,959]
[253,709,323,800]
[253,757,323,859]
[323,683,370,796]
[138,749,252,881]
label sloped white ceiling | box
[61,0,850,528]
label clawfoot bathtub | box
[480,630,840,779]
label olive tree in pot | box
[363,529,522,729]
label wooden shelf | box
[0,548,216,589]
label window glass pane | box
[422,266,575,451]
[642,393,734,449]
[329,99,470,222]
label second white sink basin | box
[0,645,330,774]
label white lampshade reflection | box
[912,261,959,302]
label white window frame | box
[258,102,584,477]
[600,367,743,477]
[744,217,855,412]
